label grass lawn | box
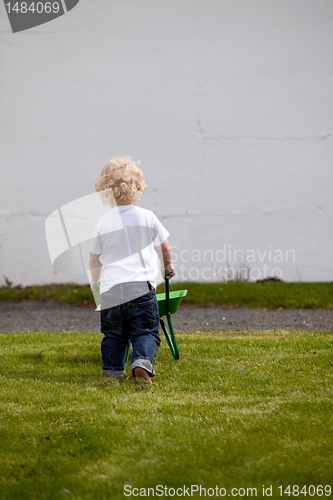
[0,329,332,500]
[1,281,333,308]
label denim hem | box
[130,358,156,377]
[102,368,126,377]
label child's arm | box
[155,239,176,279]
[89,252,102,292]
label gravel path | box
[1,300,332,332]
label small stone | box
[59,490,70,496]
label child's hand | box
[165,264,176,279]
[90,281,100,293]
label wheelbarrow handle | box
[163,269,180,360]
[165,270,171,315]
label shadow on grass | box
[4,355,153,389]
[18,351,100,365]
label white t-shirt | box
[89,205,170,294]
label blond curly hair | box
[95,156,148,205]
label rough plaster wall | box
[0,0,332,285]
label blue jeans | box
[100,283,160,377]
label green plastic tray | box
[156,290,187,317]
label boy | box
[89,156,175,384]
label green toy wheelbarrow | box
[95,270,187,361]
[156,269,187,360]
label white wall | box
[0,0,332,285]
